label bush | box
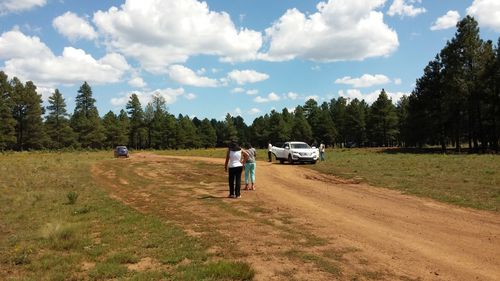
[67,191,78,205]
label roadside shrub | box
[67,191,78,205]
[41,222,82,250]
[13,246,32,265]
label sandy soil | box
[92,153,500,281]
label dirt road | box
[92,153,500,281]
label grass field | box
[0,151,254,281]
[1,148,498,280]
[311,148,500,211]
[157,147,500,211]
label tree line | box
[0,16,498,152]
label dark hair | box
[228,141,241,151]
[245,143,253,149]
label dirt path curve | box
[94,153,500,281]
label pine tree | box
[291,106,313,143]
[249,116,270,148]
[232,115,249,145]
[0,71,16,150]
[179,115,200,148]
[117,109,130,146]
[223,113,238,144]
[303,99,321,143]
[11,78,47,150]
[198,118,217,148]
[396,95,410,147]
[368,89,399,147]
[71,82,105,148]
[268,110,287,143]
[440,16,483,151]
[280,108,293,141]
[126,93,146,149]
[149,94,167,149]
[329,97,348,147]
[345,99,368,147]
[102,111,125,148]
[45,89,76,149]
[315,102,337,146]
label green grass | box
[284,249,341,276]
[309,148,500,211]
[0,151,254,280]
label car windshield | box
[290,143,310,149]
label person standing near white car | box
[267,141,272,162]
[319,143,325,161]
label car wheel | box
[311,160,317,164]
[288,154,294,164]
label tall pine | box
[126,94,146,149]
[0,71,16,150]
[71,82,105,148]
[45,89,76,149]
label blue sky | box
[1,0,499,123]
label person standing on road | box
[224,141,248,198]
[319,143,326,161]
[244,143,257,191]
[267,141,273,162]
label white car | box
[272,141,319,164]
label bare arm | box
[224,149,230,172]
[241,150,249,165]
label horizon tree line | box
[0,16,498,153]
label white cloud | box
[246,89,258,95]
[305,95,319,101]
[0,29,52,59]
[387,0,426,18]
[0,30,130,87]
[128,76,146,88]
[338,89,408,104]
[234,107,242,116]
[394,78,402,85]
[93,0,262,73]
[37,86,56,103]
[248,108,261,115]
[111,87,189,107]
[231,87,245,93]
[184,93,196,100]
[311,65,321,71]
[254,92,281,103]
[227,69,269,85]
[335,74,391,88]
[0,0,46,14]
[467,0,500,32]
[167,64,218,87]
[262,0,398,62]
[196,67,206,75]
[287,92,299,100]
[431,10,460,31]
[53,12,98,41]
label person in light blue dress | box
[244,143,257,190]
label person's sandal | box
[243,184,249,190]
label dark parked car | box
[114,146,129,158]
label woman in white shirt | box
[224,142,248,198]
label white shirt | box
[268,143,272,151]
[228,150,243,168]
